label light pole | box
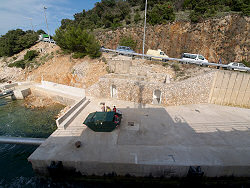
[43,6,50,41]
[25,17,34,33]
[142,0,148,59]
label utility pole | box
[142,0,148,59]
[43,6,51,41]
[25,17,34,33]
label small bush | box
[102,57,107,64]
[106,66,114,73]
[162,62,169,67]
[72,52,86,59]
[134,12,141,23]
[24,50,38,61]
[190,11,202,23]
[119,35,137,50]
[3,57,8,63]
[125,15,131,25]
[61,49,72,55]
[171,64,180,72]
[241,60,250,67]
[8,60,26,69]
[106,66,111,73]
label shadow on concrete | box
[29,105,250,182]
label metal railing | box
[101,48,250,72]
[0,136,45,146]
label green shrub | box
[148,2,175,25]
[102,57,107,64]
[134,12,141,23]
[171,64,180,72]
[24,50,38,61]
[190,11,202,23]
[106,66,113,73]
[125,15,131,25]
[72,52,86,59]
[162,62,169,67]
[241,60,250,67]
[54,25,101,59]
[119,35,137,50]
[8,60,26,69]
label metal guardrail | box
[101,48,250,72]
[0,136,45,146]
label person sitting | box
[106,106,111,112]
[101,104,105,112]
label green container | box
[43,34,49,38]
[83,112,121,132]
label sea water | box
[0,98,64,187]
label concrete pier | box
[12,88,31,99]
[0,82,33,99]
[28,98,250,178]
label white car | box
[227,62,248,72]
[181,53,208,64]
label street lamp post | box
[142,0,148,59]
[43,6,51,41]
[24,17,34,33]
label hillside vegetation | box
[0,29,45,57]
[53,0,249,58]
[59,0,249,30]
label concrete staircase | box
[56,97,90,130]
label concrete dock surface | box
[28,98,250,177]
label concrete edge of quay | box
[29,159,250,178]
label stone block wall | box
[87,71,216,106]
[108,59,132,74]
[106,58,173,83]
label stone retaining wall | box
[209,71,250,108]
[87,71,216,106]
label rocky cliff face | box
[97,14,249,63]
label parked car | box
[181,53,208,64]
[146,49,169,62]
[227,62,248,72]
[100,46,110,53]
[43,38,56,44]
[116,46,135,56]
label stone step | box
[57,98,90,130]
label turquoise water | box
[0,98,64,187]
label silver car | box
[227,62,248,72]
[116,46,135,56]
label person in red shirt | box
[113,106,116,113]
